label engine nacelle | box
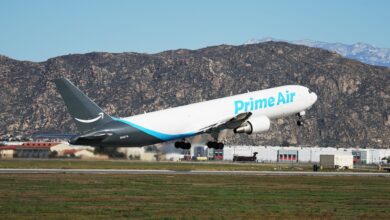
[234,115,271,134]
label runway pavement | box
[0,168,389,176]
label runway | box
[0,168,389,176]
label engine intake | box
[234,115,270,134]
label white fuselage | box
[117,85,317,140]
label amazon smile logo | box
[75,112,104,123]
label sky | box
[0,0,389,61]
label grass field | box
[0,159,315,171]
[0,159,386,173]
[0,174,389,219]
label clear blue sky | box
[1,0,389,61]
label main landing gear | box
[174,141,191,149]
[207,141,224,149]
[174,140,225,150]
[297,111,305,126]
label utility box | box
[194,146,206,157]
[207,148,215,160]
[320,154,353,169]
[207,148,223,160]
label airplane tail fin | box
[54,78,113,133]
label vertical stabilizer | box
[54,78,113,133]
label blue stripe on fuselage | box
[112,118,196,141]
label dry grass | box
[0,173,389,219]
[0,159,314,171]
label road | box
[0,168,389,176]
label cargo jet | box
[54,78,317,150]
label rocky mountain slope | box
[0,42,389,148]
[246,37,390,67]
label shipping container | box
[320,154,353,169]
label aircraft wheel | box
[174,142,182,148]
[207,141,215,148]
[217,142,224,149]
[94,146,105,154]
[175,141,191,149]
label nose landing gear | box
[297,111,305,126]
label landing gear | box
[174,141,191,149]
[94,146,105,154]
[207,141,224,149]
[207,132,225,149]
[94,146,124,158]
[296,111,305,126]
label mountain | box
[245,37,390,68]
[0,42,389,148]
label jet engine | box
[233,115,270,134]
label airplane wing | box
[196,112,252,135]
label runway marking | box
[0,169,389,177]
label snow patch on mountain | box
[245,38,390,67]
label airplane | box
[54,78,317,150]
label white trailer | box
[320,154,353,169]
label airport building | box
[118,144,389,164]
[0,142,60,158]
[223,146,390,164]
[0,142,102,159]
[1,140,389,165]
